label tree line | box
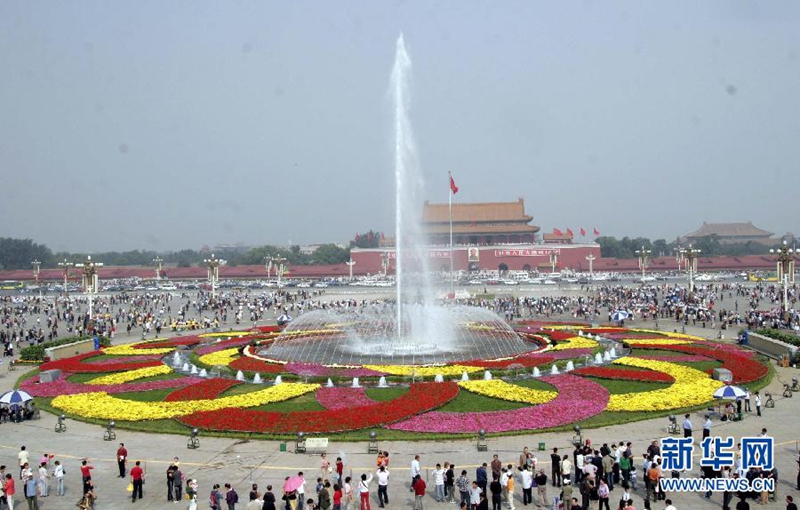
[595,235,780,259]
[0,230,383,271]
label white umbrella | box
[0,390,33,405]
[713,385,746,400]
[611,310,629,322]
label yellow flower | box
[606,357,723,412]
[550,336,599,351]
[88,365,172,385]
[459,380,556,405]
[104,339,174,356]
[624,339,693,346]
[198,348,240,367]
[363,364,484,377]
[51,383,319,421]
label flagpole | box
[449,172,454,297]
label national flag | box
[593,228,600,236]
[355,234,360,242]
[449,174,459,195]
[380,232,385,241]
[567,228,574,237]
[580,228,586,237]
[553,228,563,236]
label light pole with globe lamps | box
[346,259,356,281]
[31,259,41,297]
[635,246,651,281]
[153,256,163,280]
[57,258,73,299]
[204,254,223,300]
[676,245,701,293]
[75,256,103,319]
[770,240,796,314]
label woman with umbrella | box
[283,476,302,510]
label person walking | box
[358,473,372,510]
[187,479,198,510]
[411,456,421,493]
[412,475,426,510]
[520,466,532,506]
[754,392,762,417]
[505,467,516,510]
[457,470,471,508]
[5,473,16,510]
[130,460,145,503]
[477,464,488,496]
[80,459,93,496]
[744,389,752,412]
[376,466,389,508]
[318,482,331,510]
[682,414,692,438]
[534,470,548,509]
[597,479,610,510]
[17,448,28,481]
[433,464,446,503]
[550,449,561,488]
[117,443,128,478]
[489,476,502,510]
[24,476,38,510]
[167,458,180,502]
[36,462,48,498]
[703,415,712,440]
[52,461,65,497]
[225,483,239,510]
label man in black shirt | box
[489,477,502,510]
[550,449,561,487]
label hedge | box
[20,336,111,362]
[754,328,800,348]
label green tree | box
[349,230,383,249]
[0,238,54,270]
[311,244,350,264]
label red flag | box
[566,228,574,237]
[553,228,563,236]
[593,228,600,236]
[449,174,459,194]
[355,234,360,242]
[579,228,586,236]
[380,232,385,241]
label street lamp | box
[273,256,287,287]
[770,240,796,314]
[585,254,596,279]
[57,258,73,298]
[675,245,701,293]
[346,259,356,281]
[381,252,389,277]
[635,246,651,281]
[204,254,223,300]
[103,420,116,441]
[75,256,103,320]
[187,428,200,449]
[153,257,164,280]
[55,414,67,433]
[549,250,558,274]
[31,259,42,298]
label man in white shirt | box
[410,456,421,493]
[376,467,389,508]
[703,415,712,439]
[18,446,29,479]
[433,463,445,502]
[296,472,306,510]
[519,467,533,506]
[560,456,572,486]
[754,392,762,416]
[664,498,677,510]
[682,414,692,438]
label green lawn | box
[365,387,409,401]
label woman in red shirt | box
[4,474,15,510]
[333,483,343,510]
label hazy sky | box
[2,1,799,252]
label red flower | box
[164,378,242,402]
[178,381,460,433]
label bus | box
[0,280,24,290]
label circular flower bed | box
[22,323,770,437]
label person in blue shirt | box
[476,464,488,495]
[25,476,39,510]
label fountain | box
[604,351,612,362]
[609,347,617,358]
[352,377,360,388]
[253,373,263,384]
[378,376,388,388]
[532,367,541,377]
[182,362,190,372]
[565,361,574,371]
[595,353,604,364]
[256,34,537,367]
[199,368,207,377]
[461,371,470,382]
[274,375,282,385]
[172,352,181,365]
[550,365,560,375]
[483,371,493,380]
[236,370,245,381]
[190,365,198,375]
[434,374,444,383]
[326,378,334,388]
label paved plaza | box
[1,288,798,510]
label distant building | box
[542,232,574,245]
[421,198,540,246]
[683,222,774,245]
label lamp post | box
[585,254,596,279]
[265,256,273,279]
[381,252,389,277]
[549,250,558,274]
[635,246,651,281]
[31,259,41,298]
[75,256,103,319]
[676,245,701,293]
[153,256,163,280]
[204,254,222,300]
[273,256,287,287]
[58,258,73,298]
[346,259,356,281]
[770,240,796,314]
